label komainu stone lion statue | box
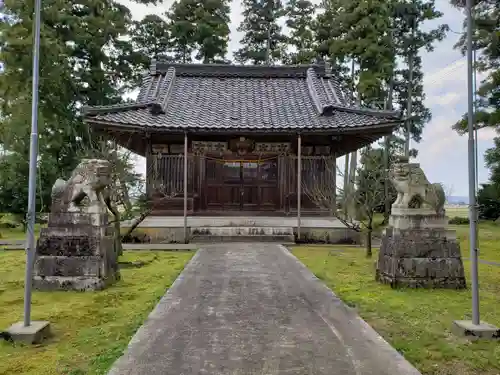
[51,159,112,213]
[389,158,445,215]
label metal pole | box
[473,44,480,250]
[297,134,302,240]
[473,49,478,192]
[24,0,42,327]
[183,132,188,244]
[466,0,480,326]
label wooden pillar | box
[183,132,188,243]
[332,153,337,216]
[297,134,302,240]
[343,152,350,219]
[145,134,153,199]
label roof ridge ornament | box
[324,61,332,78]
[150,59,157,75]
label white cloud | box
[423,58,466,89]
[432,91,462,107]
[477,127,497,141]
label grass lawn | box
[446,206,470,218]
[0,225,40,241]
[0,250,194,375]
[453,221,500,263]
[291,223,500,375]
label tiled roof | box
[83,62,402,133]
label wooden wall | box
[146,137,337,216]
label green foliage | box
[483,136,500,186]
[0,0,152,215]
[192,0,231,63]
[167,0,231,63]
[451,0,499,135]
[235,0,287,64]
[390,0,448,149]
[477,183,500,220]
[0,0,172,216]
[314,0,446,139]
[131,14,172,72]
[167,0,198,63]
[0,213,21,229]
[284,0,317,64]
[316,0,395,104]
[450,1,500,220]
[448,216,470,225]
[355,147,387,225]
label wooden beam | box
[145,134,153,199]
[183,132,188,243]
[332,153,337,216]
[297,134,302,240]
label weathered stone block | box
[35,256,103,277]
[34,160,119,292]
[376,228,466,289]
[380,228,462,258]
[33,275,118,291]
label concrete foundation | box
[376,206,466,289]
[452,320,500,340]
[7,320,51,344]
[34,209,120,291]
[376,227,466,289]
[121,216,360,244]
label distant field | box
[445,205,469,218]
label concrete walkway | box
[108,243,421,375]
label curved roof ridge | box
[149,60,326,78]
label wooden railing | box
[148,154,336,211]
[151,155,195,196]
[286,155,336,193]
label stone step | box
[191,234,295,243]
[191,226,294,236]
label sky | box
[120,0,496,197]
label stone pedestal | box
[34,205,119,291]
[376,208,466,289]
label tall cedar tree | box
[317,0,395,105]
[131,14,172,75]
[451,0,499,134]
[0,0,150,216]
[167,0,197,63]
[450,0,500,210]
[167,0,231,64]
[285,0,317,65]
[235,0,287,65]
[390,0,448,154]
[193,0,231,63]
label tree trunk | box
[365,216,373,258]
[106,204,123,257]
[121,207,153,240]
[405,23,416,158]
[383,30,395,226]
[383,135,391,226]
[113,217,123,257]
[365,228,372,258]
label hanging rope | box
[201,152,286,164]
